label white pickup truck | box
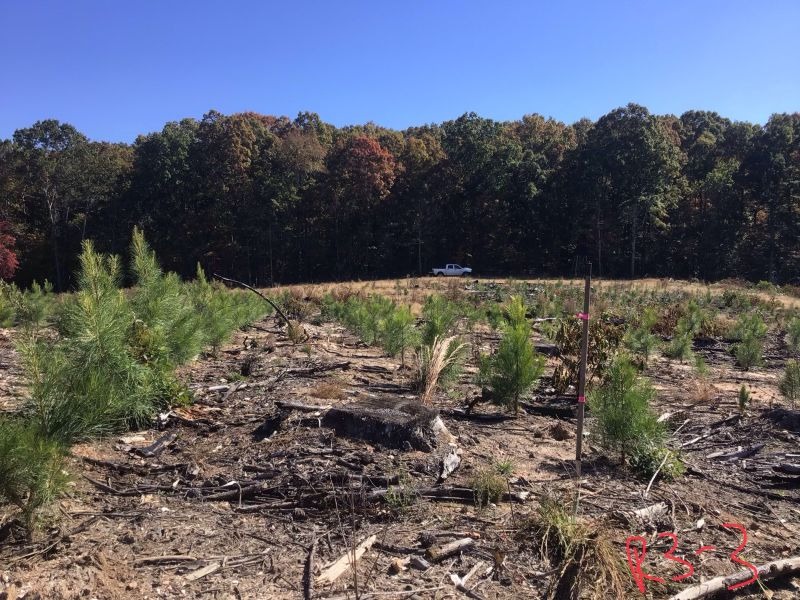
[432,263,472,277]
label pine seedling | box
[786,317,800,355]
[15,280,54,330]
[733,336,763,370]
[625,307,659,367]
[0,282,17,326]
[779,360,800,408]
[0,418,68,538]
[738,384,751,415]
[485,296,545,413]
[379,304,418,365]
[129,229,204,366]
[421,294,459,346]
[664,332,693,363]
[588,357,664,465]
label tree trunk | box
[268,222,274,286]
[630,209,637,279]
[50,223,63,291]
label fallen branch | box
[185,562,221,581]
[134,431,178,458]
[426,537,475,563]
[773,463,800,475]
[213,273,291,326]
[669,555,800,600]
[707,443,765,461]
[202,482,264,502]
[317,534,377,585]
[134,555,198,566]
[304,535,317,600]
[370,485,528,504]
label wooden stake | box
[574,262,592,508]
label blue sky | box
[1,0,798,142]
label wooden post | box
[575,262,592,481]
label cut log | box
[316,534,377,585]
[426,538,475,563]
[669,555,800,600]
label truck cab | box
[432,264,472,277]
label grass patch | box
[471,468,506,509]
[523,496,628,599]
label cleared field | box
[1,277,799,599]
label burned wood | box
[774,463,800,475]
[133,431,178,458]
[519,398,576,419]
[285,362,351,377]
[327,472,399,487]
[322,399,450,451]
[707,443,765,461]
[374,541,419,555]
[443,407,516,422]
[201,482,265,502]
[370,486,528,504]
[304,535,317,600]
[534,342,559,356]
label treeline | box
[1,104,798,289]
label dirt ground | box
[1,278,799,599]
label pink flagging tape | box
[578,395,586,404]
[577,312,589,321]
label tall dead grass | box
[416,335,466,404]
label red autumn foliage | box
[333,135,398,205]
[0,222,19,280]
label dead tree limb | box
[316,534,377,585]
[426,538,475,563]
[213,273,290,326]
[669,555,800,600]
[304,534,317,600]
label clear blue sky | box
[1,0,798,142]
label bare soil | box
[1,279,799,599]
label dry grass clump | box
[415,335,466,404]
[310,380,347,401]
[470,468,505,509]
[523,497,628,599]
